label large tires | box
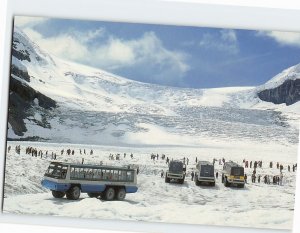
[88,193,100,198]
[52,190,65,198]
[104,187,115,201]
[195,176,200,186]
[238,184,245,188]
[178,178,184,184]
[224,178,230,187]
[66,186,81,200]
[211,182,216,187]
[165,173,170,183]
[116,188,126,201]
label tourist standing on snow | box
[280,164,283,172]
[251,173,256,183]
[279,172,283,186]
[191,171,194,181]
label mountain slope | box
[9,28,57,137]
[7,27,300,146]
[257,64,300,106]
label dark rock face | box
[8,76,57,136]
[7,29,58,138]
[11,47,31,62]
[257,79,300,106]
[11,64,30,82]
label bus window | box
[231,167,244,176]
[45,163,68,179]
[126,171,133,182]
[103,170,109,180]
[120,171,127,181]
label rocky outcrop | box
[12,39,31,62]
[257,79,300,106]
[11,64,30,82]
[8,76,57,136]
[7,28,59,137]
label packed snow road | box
[3,141,298,230]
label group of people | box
[150,153,166,161]
[243,158,297,186]
[243,160,263,169]
[8,145,97,161]
[7,145,298,188]
[109,153,121,160]
[25,146,58,160]
[61,148,93,156]
[7,145,20,154]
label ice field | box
[3,140,298,230]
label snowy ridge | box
[257,63,300,91]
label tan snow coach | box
[222,161,245,188]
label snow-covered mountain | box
[7,27,300,146]
[257,63,300,106]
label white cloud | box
[91,32,190,84]
[221,29,237,43]
[93,38,136,68]
[23,28,89,61]
[15,16,49,28]
[70,28,106,43]
[258,30,300,47]
[20,23,189,85]
[199,29,239,54]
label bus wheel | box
[165,174,170,183]
[116,188,126,201]
[104,187,115,201]
[195,176,200,186]
[225,178,230,187]
[88,193,100,198]
[66,186,81,200]
[52,190,65,198]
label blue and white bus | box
[41,162,138,201]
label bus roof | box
[197,161,213,166]
[49,161,135,171]
[225,161,242,168]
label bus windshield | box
[231,167,244,176]
[200,165,214,177]
[45,163,68,179]
[169,162,183,173]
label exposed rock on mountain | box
[258,79,300,106]
[8,28,57,137]
[257,63,300,106]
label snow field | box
[3,141,298,230]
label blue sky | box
[15,16,300,88]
